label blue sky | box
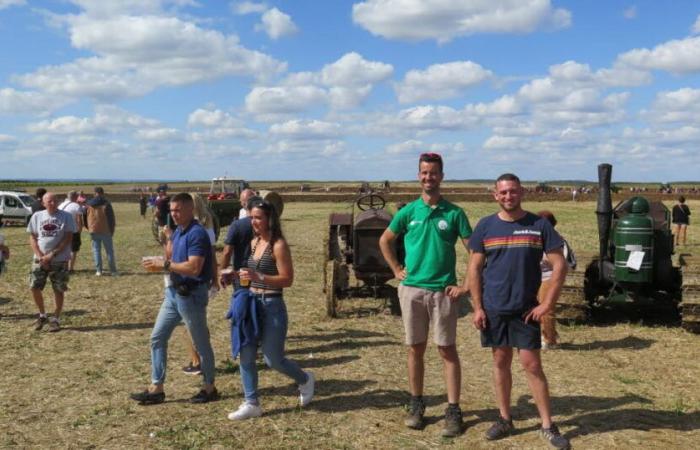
[1,1,700,182]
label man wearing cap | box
[379,152,473,437]
[27,192,76,332]
[58,191,84,272]
[85,187,117,276]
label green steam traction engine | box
[557,163,700,332]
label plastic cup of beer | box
[239,268,251,287]
[142,256,164,272]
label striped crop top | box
[247,238,282,292]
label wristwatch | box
[164,260,171,272]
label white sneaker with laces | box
[299,371,315,407]
[95,271,102,276]
[227,402,262,420]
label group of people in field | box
[5,153,695,449]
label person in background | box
[27,192,76,332]
[672,196,691,246]
[536,210,576,350]
[31,188,47,215]
[85,187,117,276]
[0,227,9,276]
[227,200,314,420]
[139,192,148,219]
[58,191,84,273]
[238,189,255,219]
[180,193,220,375]
[220,195,259,291]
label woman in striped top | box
[227,200,315,421]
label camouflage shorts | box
[29,261,70,292]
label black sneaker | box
[190,388,220,404]
[485,416,514,440]
[33,316,48,331]
[404,397,426,429]
[441,404,464,437]
[130,390,165,405]
[540,423,570,449]
[182,363,202,375]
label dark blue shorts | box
[481,310,541,350]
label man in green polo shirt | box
[379,152,472,437]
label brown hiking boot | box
[485,416,514,440]
[441,404,463,437]
[404,397,426,429]
[33,316,48,331]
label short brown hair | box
[419,152,443,173]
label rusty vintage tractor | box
[323,192,403,317]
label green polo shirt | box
[389,197,472,291]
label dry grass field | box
[1,198,699,449]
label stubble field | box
[1,199,699,449]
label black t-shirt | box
[224,217,253,270]
[155,195,171,227]
[672,204,691,224]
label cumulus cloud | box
[269,119,341,139]
[352,0,571,43]
[187,107,258,140]
[26,105,162,136]
[642,87,700,124]
[0,88,68,115]
[395,61,493,103]
[17,9,285,102]
[0,0,25,10]
[617,36,700,74]
[246,52,393,116]
[255,7,298,39]
[231,1,267,15]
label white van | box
[0,191,35,225]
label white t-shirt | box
[27,210,77,262]
[239,208,248,219]
[58,200,83,230]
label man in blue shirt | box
[464,174,570,449]
[220,195,259,289]
[131,193,219,405]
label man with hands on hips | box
[379,152,472,438]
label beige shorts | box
[399,284,458,346]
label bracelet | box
[164,260,171,271]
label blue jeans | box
[90,233,117,273]
[239,294,307,403]
[151,284,215,385]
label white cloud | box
[692,14,700,34]
[135,128,181,141]
[17,11,285,101]
[187,107,258,140]
[0,134,16,143]
[269,119,341,139]
[255,7,298,40]
[245,86,328,116]
[617,36,700,74]
[246,52,393,115]
[643,88,700,124]
[623,6,637,19]
[386,139,423,155]
[395,61,492,103]
[352,0,571,43]
[27,106,162,136]
[0,0,25,10]
[0,88,68,115]
[231,1,267,15]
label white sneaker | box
[299,371,315,407]
[95,271,102,276]
[227,402,262,420]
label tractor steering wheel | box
[356,193,386,211]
